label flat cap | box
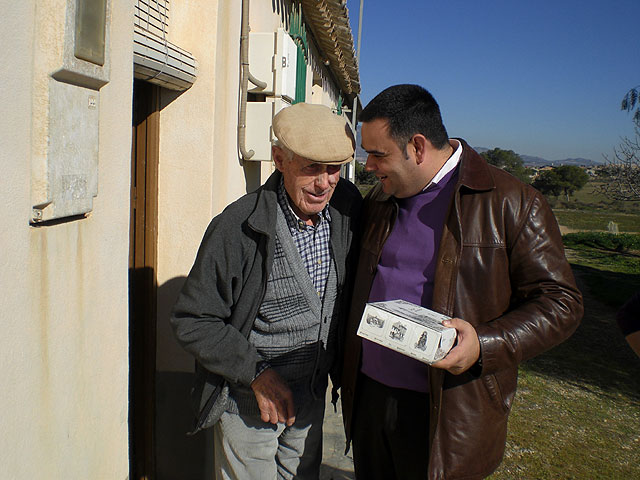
[273,103,354,164]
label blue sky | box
[346,0,640,161]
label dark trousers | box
[352,373,430,480]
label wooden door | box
[129,79,160,480]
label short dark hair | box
[359,84,449,150]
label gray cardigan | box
[170,171,361,431]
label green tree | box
[532,169,564,198]
[554,165,589,201]
[533,166,589,201]
[355,160,377,185]
[480,148,532,183]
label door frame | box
[129,79,160,480]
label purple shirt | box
[361,166,459,392]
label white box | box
[357,300,457,364]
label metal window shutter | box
[133,0,198,91]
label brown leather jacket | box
[341,140,583,479]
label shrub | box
[562,232,640,252]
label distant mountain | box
[476,147,600,167]
[519,154,549,166]
[553,157,601,167]
[519,155,601,167]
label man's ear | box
[410,134,429,165]
[272,146,285,171]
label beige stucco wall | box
[251,0,287,31]
[152,4,249,477]
[155,1,286,373]
[155,0,256,374]
[1,1,133,479]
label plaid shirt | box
[277,178,332,299]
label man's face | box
[273,148,341,222]
[361,119,420,198]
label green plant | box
[562,232,640,252]
[481,148,532,183]
[533,166,589,201]
[355,160,377,185]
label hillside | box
[475,147,600,167]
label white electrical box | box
[245,102,274,161]
[276,29,298,102]
[245,98,291,162]
[248,29,297,102]
[248,32,276,94]
[245,28,297,162]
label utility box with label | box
[245,28,298,162]
[245,98,291,162]
[248,28,297,102]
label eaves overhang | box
[299,0,361,102]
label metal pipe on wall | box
[351,0,364,178]
[238,0,267,162]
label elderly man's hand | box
[250,368,296,426]
[432,318,480,375]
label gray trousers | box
[213,397,326,480]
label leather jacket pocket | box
[482,372,512,414]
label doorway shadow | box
[156,276,214,480]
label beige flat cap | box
[273,103,355,164]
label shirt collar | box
[423,139,463,191]
[277,177,331,232]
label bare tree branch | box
[599,129,640,201]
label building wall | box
[0,1,133,478]
[155,0,234,375]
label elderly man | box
[171,103,361,479]
[340,85,583,480]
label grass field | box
[548,180,640,215]
[553,209,640,233]
[550,181,639,232]
[489,244,640,479]
[490,183,640,479]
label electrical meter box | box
[245,28,298,161]
[249,29,297,102]
[245,98,291,162]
